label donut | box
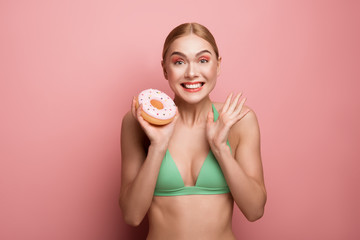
[135,88,177,125]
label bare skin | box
[148,193,234,240]
[120,34,267,239]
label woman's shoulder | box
[122,110,136,128]
[121,110,149,149]
[121,110,146,138]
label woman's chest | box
[167,126,209,185]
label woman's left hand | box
[206,92,250,153]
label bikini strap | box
[212,103,219,122]
[211,103,232,154]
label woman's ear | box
[217,57,222,76]
[161,60,168,80]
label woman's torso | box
[146,103,237,240]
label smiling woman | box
[169,49,212,93]
[119,22,266,240]
[162,34,221,103]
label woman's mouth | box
[181,82,205,92]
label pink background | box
[1,0,359,239]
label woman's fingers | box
[131,96,137,118]
[221,92,249,125]
[239,108,251,120]
[221,92,233,113]
[235,98,250,121]
[233,96,246,116]
[132,99,152,129]
[136,104,150,128]
[227,92,242,113]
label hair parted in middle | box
[162,22,220,61]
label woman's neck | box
[174,96,213,127]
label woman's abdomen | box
[147,193,235,240]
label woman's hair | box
[162,22,220,61]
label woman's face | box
[162,34,221,104]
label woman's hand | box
[206,93,250,152]
[131,96,178,149]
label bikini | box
[154,104,231,196]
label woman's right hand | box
[131,96,178,149]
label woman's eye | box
[173,59,185,65]
[199,58,209,63]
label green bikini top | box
[154,104,231,196]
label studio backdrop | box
[1,0,359,239]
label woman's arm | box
[216,110,266,221]
[207,93,266,221]
[119,99,177,226]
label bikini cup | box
[153,104,231,196]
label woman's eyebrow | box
[196,50,212,56]
[170,50,212,58]
[170,51,186,58]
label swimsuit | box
[154,104,231,196]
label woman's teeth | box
[182,83,203,89]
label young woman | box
[120,22,267,240]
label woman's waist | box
[148,193,234,233]
[147,228,235,240]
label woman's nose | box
[185,63,198,79]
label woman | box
[120,22,267,239]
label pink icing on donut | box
[138,89,176,120]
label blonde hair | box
[162,22,220,61]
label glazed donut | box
[135,88,177,125]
